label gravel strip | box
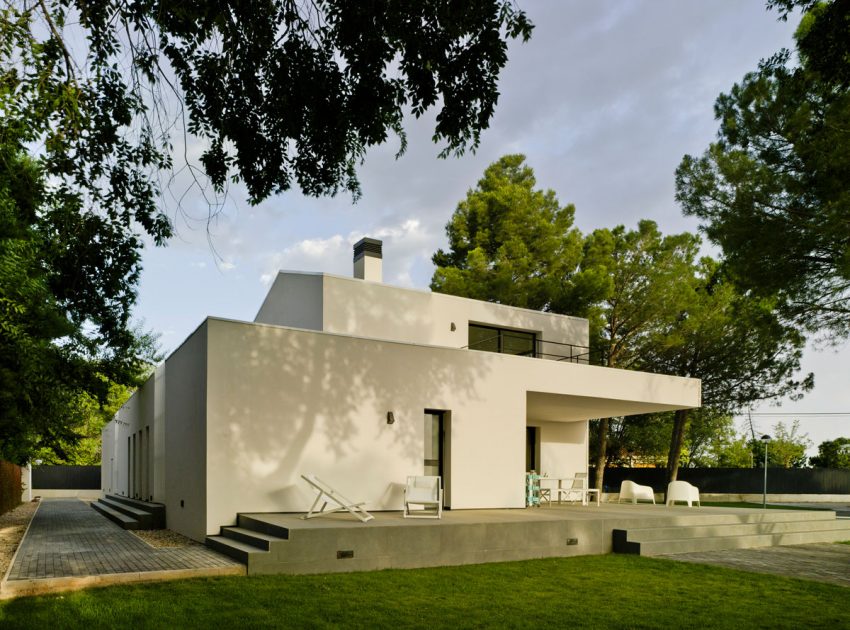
[0,501,39,578]
[130,529,202,548]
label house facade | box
[102,239,701,542]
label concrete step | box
[98,498,156,528]
[206,535,266,563]
[91,501,141,530]
[614,517,850,556]
[623,517,849,542]
[237,514,290,539]
[645,509,837,527]
[221,526,287,551]
[105,494,166,528]
[643,525,850,556]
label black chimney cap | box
[353,237,382,260]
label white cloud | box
[258,218,435,287]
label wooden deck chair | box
[404,476,442,519]
[300,474,374,523]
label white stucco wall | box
[254,272,324,330]
[162,322,208,542]
[255,272,589,352]
[200,317,699,538]
[531,421,588,479]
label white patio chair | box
[666,480,700,507]
[617,480,656,504]
[300,473,374,522]
[554,473,600,506]
[404,475,442,519]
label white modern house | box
[101,238,702,542]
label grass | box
[1,555,848,629]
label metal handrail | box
[463,332,603,365]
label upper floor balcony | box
[465,324,595,365]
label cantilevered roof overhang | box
[525,363,701,423]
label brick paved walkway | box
[663,542,850,588]
[6,499,241,581]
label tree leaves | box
[676,1,850,338]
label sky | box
[133,0,849,456]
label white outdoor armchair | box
[617,480,656,504]
[404,475,443,519]
[666,480,701,507]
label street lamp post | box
[761,434,771,509]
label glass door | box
[424,411,444,478]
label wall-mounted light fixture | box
[386,412,395,425]
[450,322,456,332]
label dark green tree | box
[642,260,812,483]
[581,221,700,490]
[431,154,593,313]
[676,0,850,338]
[750,420,811,468]
[809,436,850,468]
[0,133,156,462]
[3,1,533,206]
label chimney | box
[353,237,382,282]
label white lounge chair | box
[617,480,656,504]
[404,475,442,519]
[666,480,700,507]
[300,473,374,522]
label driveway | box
[2,498,243,598]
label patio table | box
[541,477,601,507]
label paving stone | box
[663,542,850,588]
[7,499,241,582]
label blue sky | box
[133,1,849,454]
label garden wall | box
[0,460,22,516]
[592,467,850,496]
[31,465,101,499]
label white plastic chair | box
[404,476,443,519]
[666,480,700,507]
[300,473,374,522]
[617,480,656,504]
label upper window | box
[468,324,537,357]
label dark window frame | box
[468,323,538,358]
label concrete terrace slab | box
[225,503,849,575]
[2,499,243,599]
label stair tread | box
[106,494,166,510]
[207,535,266,554]
[222,527,287,542]
[99,498,152,518]
[627,520,850,540]
[646,529,850,544]
[92,502,138,524]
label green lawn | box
[1,555,847,629]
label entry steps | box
[91,494,166,530]
[613,509,850,556]
[206,515,289,564]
